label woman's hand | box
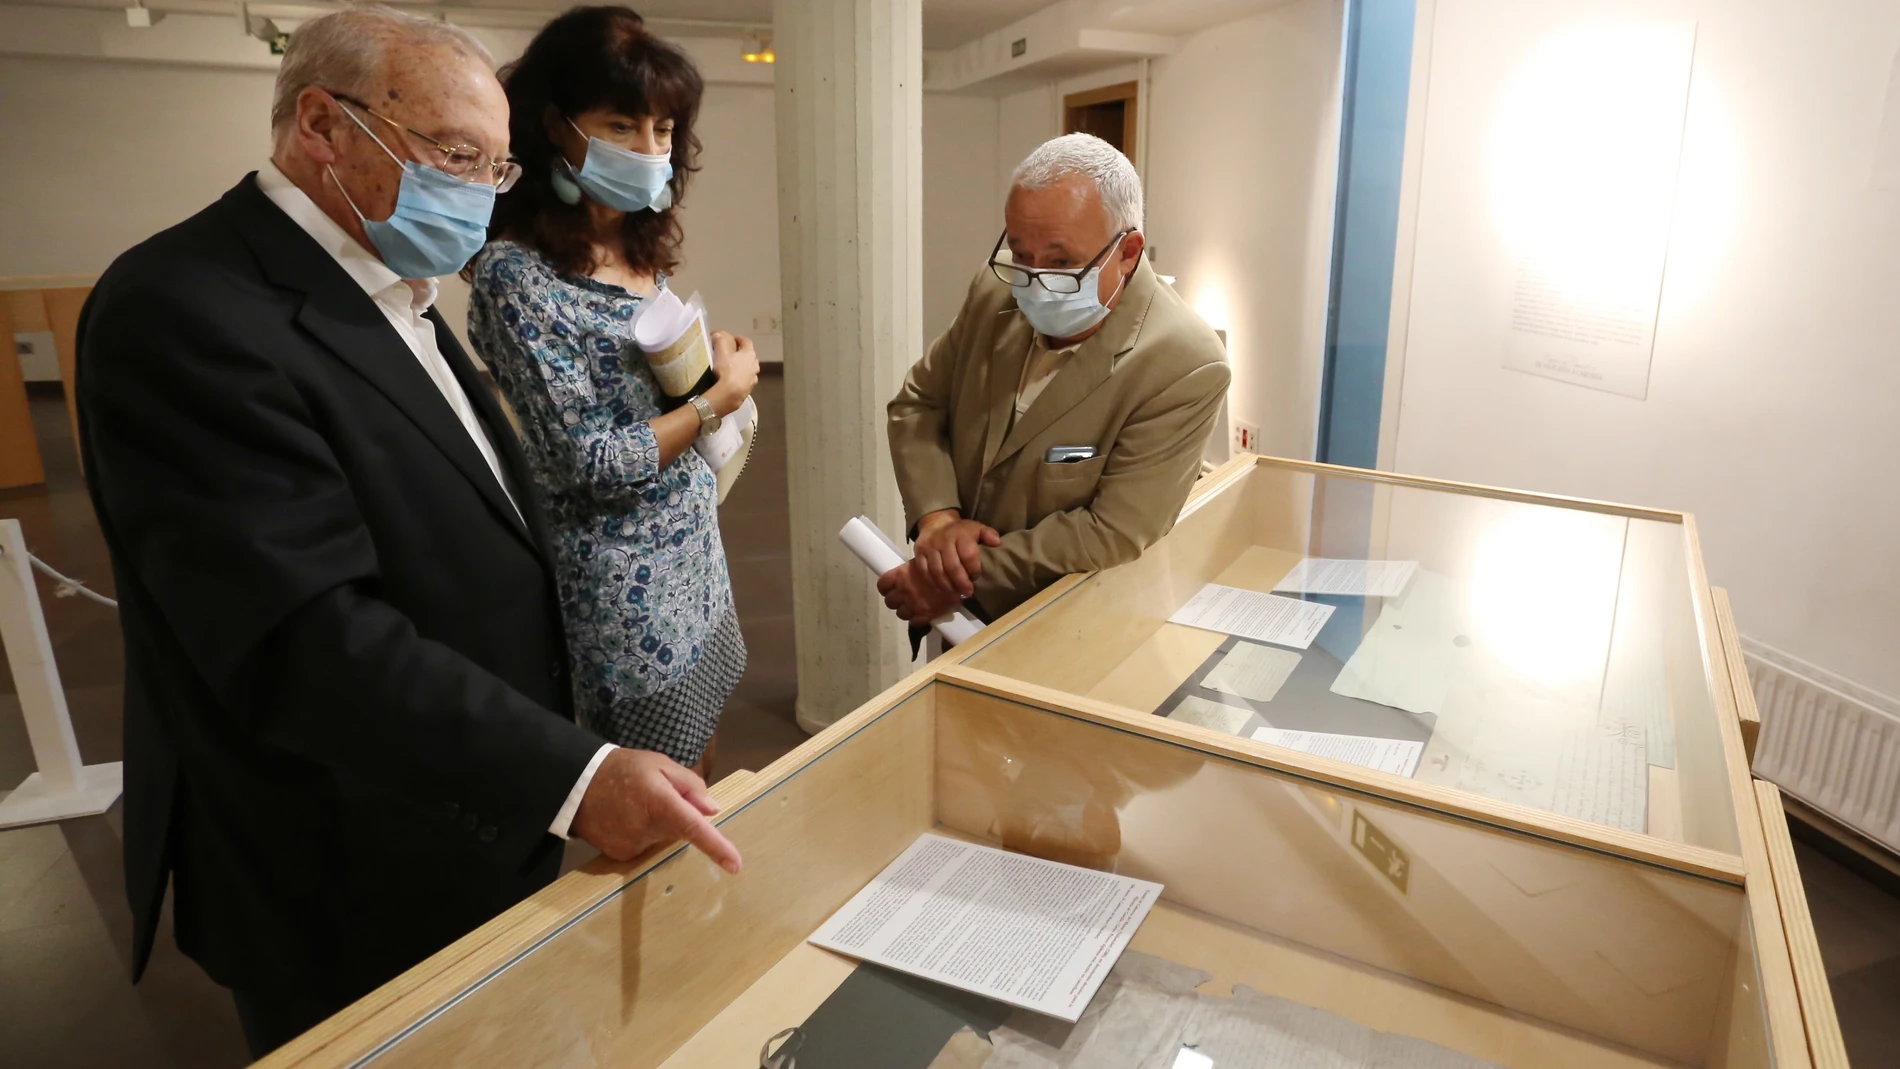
[706,331,761,417]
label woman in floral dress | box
[467,7,758,771]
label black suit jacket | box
[76,175,603,1008]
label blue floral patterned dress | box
[467,240,743,763]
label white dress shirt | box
[256,163,613,839]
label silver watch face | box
[695,396,722,434]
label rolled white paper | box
[838,516,983,646]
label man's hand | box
[911,509,1001,600]
[876,561,964,624]
[571,748,743,873]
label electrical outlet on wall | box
[1232,420,1261,455]
[751,314,782,333]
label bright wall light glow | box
[1469,508,1624,689]
[1193,286,1231,333]
[1489,24,1698,315]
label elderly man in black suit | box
[75,5,740,1057]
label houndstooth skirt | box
[585,610,747,764]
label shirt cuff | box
[549,743,616,839]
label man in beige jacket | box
[883,133,1230,625]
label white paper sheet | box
[1169,695,1253,735]
[809,834,1162,1022]
[1250,728,1424,777]
[1273,558,1419,598]
[1169,585,1334,650]
[1328,571,1471,715]
[1496,22,1697,400]
[1415,685,1648,832]
[1201,642,1302,703]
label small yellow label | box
[1352,811,1409,894]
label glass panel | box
[931,683,1753,1068]
[963,460,1739,853]
[355,688,939,1068]
[344,681,1765,1069]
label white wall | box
[1389,0,1900,695]
[666,83,784,363]
[997,84,1060,196]
[987,7,1346,462]
[922,94,1004,342]
[0,43,993,369]
[0,57,276,277]
[1144,0,1345,460]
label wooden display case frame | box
[259,455,1846,1069]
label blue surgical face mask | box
[1011,232,1131,340]
[330,105,496,279]
[552,117,674,213]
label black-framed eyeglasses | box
[328,91,523,192]
[988,228,1132,294]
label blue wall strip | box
[1311,0,1417,665]
[1317,0,1416,471]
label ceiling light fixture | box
[741,33,775,64]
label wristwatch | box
[688,394,722,435]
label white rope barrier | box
[0,518,124,827]
[0,544,120,608]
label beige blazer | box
[889,257,1230,619]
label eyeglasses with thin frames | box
[327,91,523,193]
[988,228,1132,294]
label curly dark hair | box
[488,6,704,277]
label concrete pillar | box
[773,0,924,732]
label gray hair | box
[271,5,494,130]
[1010,133,1144,232]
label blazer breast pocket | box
[1034,453,1110,516]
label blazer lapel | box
[430,311,555,565]
[231,176,537,555]
[980,309,1034,474]
[993,345,1113,466]
[989,257,1162,469]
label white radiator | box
[1747,638,1900,856]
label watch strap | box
[689,394,719,434]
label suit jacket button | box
[462,813,478,832]
[478,826,498,844]
[549,664,562,679]
[444,802,460,820]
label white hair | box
[1010,133,1144,231]
[271,5,494,130]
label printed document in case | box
[808,834,1162,1022]
[1273,558,1419,598]
[1169,584,1335,650]
[1250,727,1424,777]
[1201,641,1303,703]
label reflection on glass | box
[347,677,1769,1069]
[964,461,1737,853]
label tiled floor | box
[4,376,1900,1066]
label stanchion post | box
[0,518,122,827]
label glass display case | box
[963,455,1737,856]
[259,457,1840,1069]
